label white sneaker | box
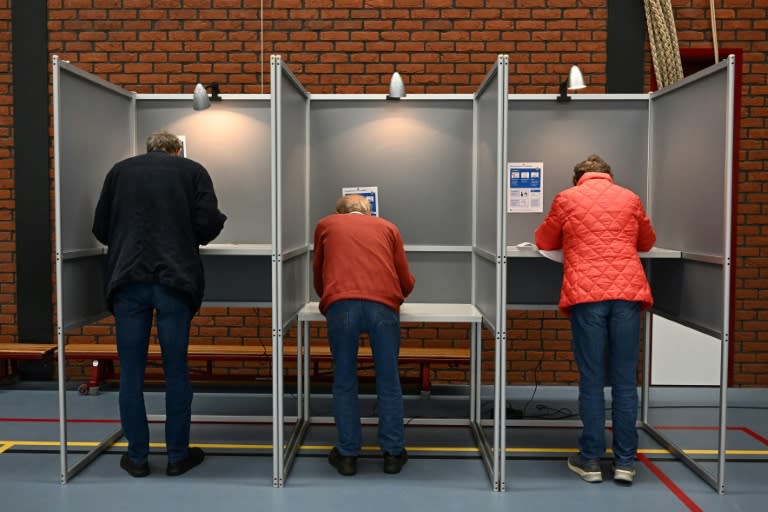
[613,464,636,484]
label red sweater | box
[313,213,416,315]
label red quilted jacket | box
[534,172,656,314]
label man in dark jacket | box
[92,131,226,478]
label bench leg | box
[1,360,21,384]
[420,363,431,397]
[79,360,104,395]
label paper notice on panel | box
[507,162,543,213]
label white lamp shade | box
[192,83,211,111]
[387,71,406,99]
[567,65,586,90]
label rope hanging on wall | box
[644,0,684,89]
[709,0,720,63]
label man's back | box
[93,150,226,310]
[313,213,414,314]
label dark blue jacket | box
[92,150,227,311]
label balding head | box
[335,194,372,215]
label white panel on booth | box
[651,314,721,385]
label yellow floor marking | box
[0,440,766,456]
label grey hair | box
[146,131,182,154]
[335,194,371,215]
[573,154,611,185]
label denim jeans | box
[569,300,641,467]
[112,282,194,464]
[325,299,404,456]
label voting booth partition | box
[503,56,735,493]
[273,55,510,490]
[52,55,273,483]
[270,55,312,488]
[51,52,734,493]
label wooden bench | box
[0,343,57,381]
[62,343,469,394]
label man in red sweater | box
[313,194,416,476]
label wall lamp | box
[192,82,222,111]
[556,65,586,103]
[386,71,406,100]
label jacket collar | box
[577,172,613,186]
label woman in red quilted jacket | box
[535,154,656,485]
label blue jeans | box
[325,300,404,456]
[112,282,195,464]
[570,300,641,467]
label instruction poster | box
[342,186,379,217]
[507,162,543,213]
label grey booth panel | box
[309,100,473,246]
[649,70,727,256]
[280,252,310,328]
[406,252,471,303]
[506,99,648,244]
[649,258,723,337]
[62,257,108,331]
[135,99,272,245]
[278,72,310,255]
[506,258,562,306]
[474,255,499,325]
[58,70,134,253]
[475,84,503,254]
[201,255,271,303]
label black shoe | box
[328,447,357,476]
[120,453,150,478]
[383,448,408,474]
[567,453,602,483]
[166,447,205,476]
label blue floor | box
[0,386,766,512]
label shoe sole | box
[328,451,356,476]
[567,460,603,483]
[120,456,149,478]
[383,463,404,474]
[613,468,636,483]
[166,448,204,476]
[331,463,356,476]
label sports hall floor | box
[0,383,765,512]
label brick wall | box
[6,1,762,386]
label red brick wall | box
[4,1,763,386]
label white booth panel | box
[651,314,721,385]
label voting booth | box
[503,56,735,493]
[272,55,508,490]
[52,52,734,493]
[52,55,272,483]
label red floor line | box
[637,453,703,512]
[737,426,768,446]
[0,417,268,425]
[653,426,720,431]
[0,418,120,424]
